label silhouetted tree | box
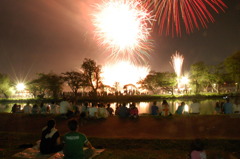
[62,71,87,98]
[81,58,102,96]
[224,51,240,92]
[28,72,63,98]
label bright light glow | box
[138,102,149,114]
[16,83,26,91]
[101,61,150,89]
[180,76,189,85]
[184,104,189,112]
[92,0,153,62]
[170,51,184,77]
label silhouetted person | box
[63,119,95,159]
[40,119,62,154]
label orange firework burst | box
[92,0,154,63]
[101,61,150,88]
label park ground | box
[0,113,240,159]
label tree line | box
[0,51,239,99]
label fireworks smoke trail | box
[143,0,227,36]
[92,0,154,63]
[170,51,184,78]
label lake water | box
[0,98,235,115]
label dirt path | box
[0,113,240,139]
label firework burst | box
[143,0,227,36]
[92,0,154,63]
[101,61,150,88]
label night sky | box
[0,0,239,82]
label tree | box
[155,72,177,95]
[0,73,13,98]
[139,71,177,95]
[28,72,63,98]
[81,58,102,96]
[189,62,210,94]
[208,63,226,93]
[224,51,240,92]
[62,71,87,97]
[139,71,160,94]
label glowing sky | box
[0,0,239,81]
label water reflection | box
[0,98,230,115]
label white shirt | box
[59,101,71,114]
[233,104,240,113]
[23,105,32,114]
[190,102,200,113]
[50,104,60,114]
[88,107,98,118]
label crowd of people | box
[10,97,240,119]
[9,98,239,159]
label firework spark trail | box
[143,0,227,36]
[92,0,154,63]
[170,51,184,78]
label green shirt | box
[63,131,88,159]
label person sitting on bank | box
[129,102,139,118]
[151,101,159,116]
[23,102,32,114]
[233,99,240,114]
[98,103,109,119]
[176,102,185,115]
[117,103,129,118]
[161,100,170,116]
[63,119,95,159]
[88,103,98,119]
[190,99,200,114]
[223,98,233,114]
[40,119,62,154]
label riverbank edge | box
[1,93,237,103]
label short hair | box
[191,139,204,151]
[68,119,78,131]
[47,119,56,129]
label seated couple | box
[40,119,95,159]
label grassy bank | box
[0,132,239,159]
[0,113,240,158]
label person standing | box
[63,119,95,159]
